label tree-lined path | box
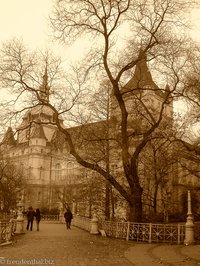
[0,223,133,266]
[1,223,200,266]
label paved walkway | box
[0,223,200,266]
[0,223,133,266]
[125,243,200,266]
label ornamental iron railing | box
[72,215,187,244]
[0,213,13,221]
[194,222,200,241]
[41,214,59,222]
[100,221,185,244]
[0,219,16,245]
[72,215,91,232]
[128,222,185,244]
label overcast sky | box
[0,0,199,114]
[0,0,91,66]
[0,0,199,63]
[0,0,52,49]
[0,1,199,116]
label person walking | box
[64,208,73,229]
[35,208,41,231]
[26,206,35,231]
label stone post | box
[184,190,195,245]
[15,200,25,234]
[90,213,99,235]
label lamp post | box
[49,154,53,210]
[184,190,194,245]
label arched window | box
[67,162,74,184]
[55,163,61,181]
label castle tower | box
[0,69,66,211]
[29,119,47,147]
[2,127,16,147]
[123,50,160,92]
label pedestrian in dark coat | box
[35,208,41,231]
[64,208,73,229]
[26,206,35,231]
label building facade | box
[0,71,82,212]
[1,52,199,220]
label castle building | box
[0,69,82,212]
[1,51,199,220]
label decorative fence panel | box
[128,223,185,244]
[100,221,128,239]
[41,214,59,222]
[98,219,185,244]
[129,222,151,242]
[194,222,200,241]
[0,213,12,221]
[72,215,185,244]
[0,219,16,245]
[29,212,199,245]
[72,216,91,232]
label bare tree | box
[0,0,199,221]
[0,158,26,212]
[140,135,177,219]
[49,0,198,222]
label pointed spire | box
[123,49,160,92]
[134,49,153,85]
[43,65,48,88]
[2,127,16,146]
[39,65,50,102]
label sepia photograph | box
[0,0,200,265]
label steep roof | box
[18,69,63,130]
[31,121,47,140]
[51,129,66,151]
[23,105,54,120]
[2,127,16,146]
[123,51,165,98]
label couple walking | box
[26,206,41,231]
